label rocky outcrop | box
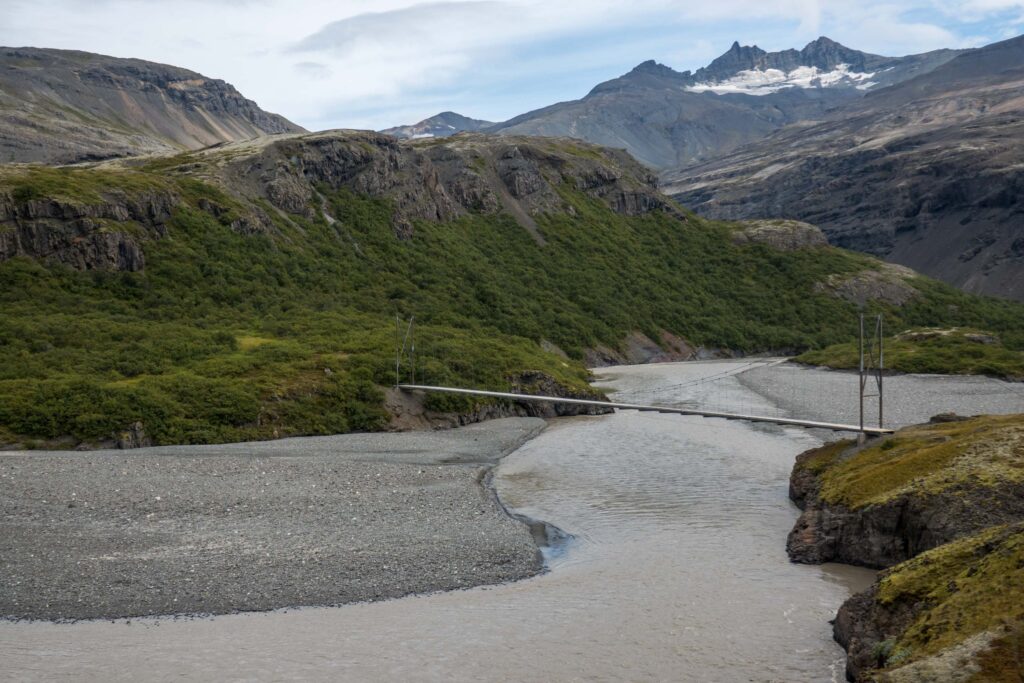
[385,372,612,431]
[583,330,733,367]
[214,131,681,239]
[731,219,828,251]
[832,523,1024,681]
[788,474,1024,568]
[115,421,151,449]
[0,47,304,164]
[787,421,1024,568]
[813,264,919,308]
[0,185,178,271]
[788,415,1024,680]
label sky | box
[1,1,1022,131]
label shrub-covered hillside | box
[797,327,1024,380]
[2,131,1023,447]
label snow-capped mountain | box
[687,63,880,95]
[489,37,963,169]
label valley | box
[1,15,1023,683]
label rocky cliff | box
[835,523,1024,681]
[787,414,1024,680]
[0,130,678,274]
[0,47,304,164]
[194,130,681,242]
[788,415,1024,568]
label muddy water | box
[2,361,876,682]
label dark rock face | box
[115,421,151,449]
[507,371,613,418]
[786,443,1024,569]
[386,372,612,430]
[0,188,177,271]
[0,47,305,164]
[664,35,1024,301]
[832,584,904,680]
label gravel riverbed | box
[740,362,1023,431]
[0,418,546,621]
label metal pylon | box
[858,313,884,442]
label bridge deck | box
[398,385,894,435]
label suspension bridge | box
[394,314,895,437]
[397,383,894,436]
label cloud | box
[291,2,515,56]
[293,61,332,80]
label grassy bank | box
[801,414,1024,509]
[799,415,1024,679]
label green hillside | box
[2,132,1023,447]
[797,327,1024,380]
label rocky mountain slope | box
[0,47,304,164]
[664,35,1024,301]
[4,130,1022,447]
[484,38,960,169]
[380,111,493,139]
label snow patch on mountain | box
[688,64,877,95]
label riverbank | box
[0,418,546,621]
[786,415,1024,680]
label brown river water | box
[4,361,919,681]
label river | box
[5,360,1020,681]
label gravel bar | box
[739,362,1023,431]
[0,418,546,621]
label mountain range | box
[663,34,1024,301]
[386,38,963,169]
[1,35,1021,301]
[386,35,1022,301]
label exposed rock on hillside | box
[788,414,1024,680]
[834,523,1024,681]
[385,372,611,431]
[0,131,681,271]
[813,263,918,308]
[0,47,304,164]
[0,173,178,271]
[204,131,682,239]
[731,219,828,251]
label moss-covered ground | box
[873,522,1024,679]
[811,414,1024,509]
